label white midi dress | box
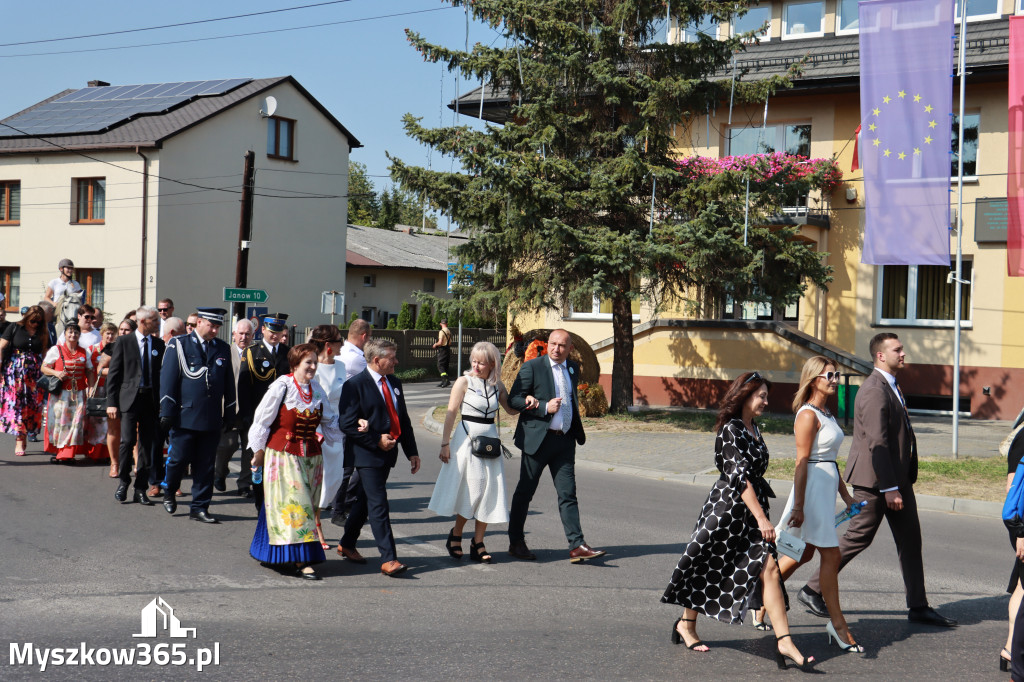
[775,404,845,548]
[314,361,346,509]
[428,376,509,524]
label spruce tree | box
[396,302,414,330]
[415,304,435,330]
[391,0,833,411]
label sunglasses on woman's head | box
[742,371,763,386]
[817,371,842,382]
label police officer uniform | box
[236,313,290,497]
[160,308,236,523]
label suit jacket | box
[237,341,290,420]
[159,332,236,432]
[106,333,165,413]
[339,368,418,468]
[844,369,918,490]
[508,355,586,456]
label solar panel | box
[1,78,251,136]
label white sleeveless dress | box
[314,361,346,509]
[775,405,845,548]
[427,376,509,524]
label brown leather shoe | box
[147,485,161,498]
[508,540,537,561]
[381,560,407,576]
[337,545,367,564]
[569,543,606,563]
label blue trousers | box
[164,428,219,513]
[340,465,397,563]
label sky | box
[2,0,495,194]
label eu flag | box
[859,0,954,266]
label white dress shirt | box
[547,357,572,433]
[873,367,905,493]
[339,341,367,381]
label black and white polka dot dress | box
[661,419,777,625]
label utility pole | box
[234,150,256,321]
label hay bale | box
[500,329,601,388]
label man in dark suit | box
[106,306,165,506]
[235,313,290,498]
[507,329,605,563]
[214,318,252,492]
[337,338,420,577]
[159,307,236,524]
[799,332,956,627]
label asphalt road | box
[0,382,1011,680]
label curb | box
[422,406,1000,519]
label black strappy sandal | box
[671,617,708,651]
[469,540,493,563]
[446,528,463,560]
[775,634,815,672]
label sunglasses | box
[186,323,196,328]
[817,371,842,382]
[158,308,171,313]
[742,371,763,386]
[82,315,95,320]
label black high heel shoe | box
[671,617,707,651]
[470,540,493,563]
[1001,647,1012,672]
[446,528,463,560]
[775,634,815,672]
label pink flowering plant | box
[676,152,843,201]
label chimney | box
[87,80,110,88]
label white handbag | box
[776,528,806,561]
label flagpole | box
[952,10,968,458]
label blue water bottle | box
[251,466,263,485]
[834,501,867,527]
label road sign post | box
[223,287,269,304]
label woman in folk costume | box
[248,344,342,580]
[40,322,98,464]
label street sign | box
[321,291,344,315]
[223,287,269,304]
[447,263,474,292]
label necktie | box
[380,377,402,440]
[556,364,572,434]
[199,341,208,364]
[140,337,150,387]
[893,379,914,435]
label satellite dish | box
[259,96,278,118]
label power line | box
[0,0,360,48]
[0,7,456,59]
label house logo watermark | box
[9,597,220,672]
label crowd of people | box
[7,260,1001,674]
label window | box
[72,178,105,223]
[0,181,20,223]
[267,116,295,160]
[681,14,718,42]
[0,267,19,310]
[362,274,376,287]
[878,261,972,326]
[951,113,979,178]
[77,268,104,310]
[731,5,771,41]
[726,296,798,321]
[360,307,375,323]
[567,276,641,319]
[782,1,824,39]
[956,0,1001,22]
[726,124,811,157]
[423,277,436,292]
[836,0,860,34]
[1019,0,1024,15]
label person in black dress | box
[0,305,49,456]
[661,371,815,672]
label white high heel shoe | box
[826,621,864,654]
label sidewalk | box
[421,408,1011,519]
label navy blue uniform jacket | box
[159,332,236,431]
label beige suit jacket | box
[843,369,918,490]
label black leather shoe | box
[133,490,154,506]
[213,477,226,492]
[798,586,830,618]
[189,510,218,524]
[908,606,958,627]
[114,483,128,503]
[163,498,177,514]
[508,540,537,561]
[237,487,254,499]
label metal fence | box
[300,327,507,370]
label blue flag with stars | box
[859,0,953,266]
